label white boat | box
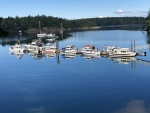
[108,48,136,57]
[27,46,41,54]
[9,44,25,53]
[100,45,115,55]
[37,33,46,38]
[24,39,43,53]
[42,43,57,53]
[37,21,46,38]
[24,38,42,49]
[45,38,56,42]
[45,33,56,38]
[80,44,100,56]
[60,45,78,55]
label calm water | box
[0,30,150,113]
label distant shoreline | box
[25,24,144,34]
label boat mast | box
[39,21,41,34]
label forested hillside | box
[0,15,146,33]
[146,10,150,32]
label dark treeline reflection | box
[146,32,150,44]
[0,32,71,46]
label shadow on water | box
[146,32,150,44]
[0,31,72,46]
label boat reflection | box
[43,53,56,58]
[81,54,100,60]
[29,53,43,60]
[109,57,137,65]
[61,54,77,59]
[9,51,24,59]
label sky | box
[0,0,150,19]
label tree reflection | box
[146,32,150,44]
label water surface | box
[0,30,150,113]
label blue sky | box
[0,0,150,19]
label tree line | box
[146,9,150,32]
[0,15,146,34]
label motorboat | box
[37,21,46,38]
[100,45,115,55]
[42,43,57,53]
[37,33,46,38]
[60,45,78,55]
[45,33,57,38]
[108,47,136,57]
[80,44,100,56]
[24,38,42,49]
[24,38,43,53]
[9,44,25,53]
[45,38,56,42]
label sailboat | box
[37,21,46,38]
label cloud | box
[113,100,150,113]
[113,9,147,16]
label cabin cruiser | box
[42,43,57,53]
[24,38,43,53]
[108,48,136,57]
[9,44,25,53]
[80,44,100,56]
[100,45,115,55]
[60,45,78,55]
[37,33,46,38]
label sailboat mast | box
[39,21,41,34]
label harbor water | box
[0,30,150,113]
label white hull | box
[9,44,25,53]
[37,33,46,38]
[42,50,56,53]
[60,51,77,55]
[9,48,24,53]
[82,51,100,56]
[108,52,136,58]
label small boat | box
[9,44,25,53]
[80,44,100,56]
[37,21,46,38]
[37,33,46,38]
[108,48,136,57]
[45,37,57,42]
[60,45,78,55]
[100,45,115,55]
[42,43,57,53]
[24,39,43,53]
[24,38,42,48]
[45,33,57,38]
